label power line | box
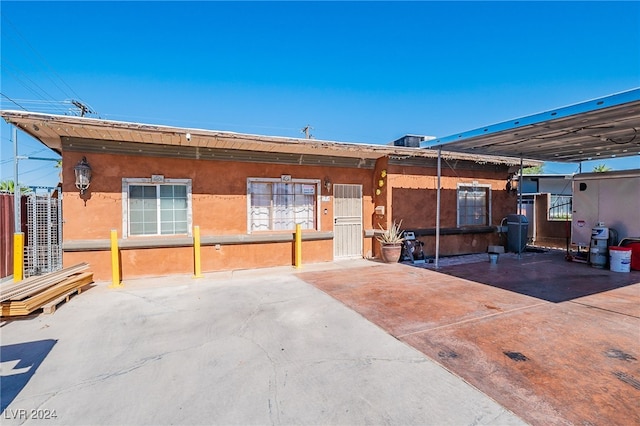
[0,97,97,117]
[0,92,27,110]
[1,15,97,118]
[2,58,66,108]
[1,15,84,101]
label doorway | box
[333,184,363,259]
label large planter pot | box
[380,243,403,263]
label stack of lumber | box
[0,263,93,317]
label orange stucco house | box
[2,111,536,281]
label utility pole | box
[71,100,95,117]
[13,126,20,231]
[301,125,313,139]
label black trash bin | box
[506,214,529,253]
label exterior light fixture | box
[74,156,92,194]
[324,177,331,192]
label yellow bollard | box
[13,232,24,282]
[193,225,203,278]
[109,229,123,288]
[295,224,302,269]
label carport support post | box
[518,155,523,259]
[193,225,204,278]
[435,147,441,269]
[109,229,123,288]
[295,224,302,268]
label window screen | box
[457,184,491,226]
[248,180,317,232]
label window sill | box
[364,226,497,238]
[63,231,334,251]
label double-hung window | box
[457,183,491,226]
[247,178,320,232]
[122,178,192,238]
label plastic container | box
[609,246,632,273]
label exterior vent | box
[390,135,426,148]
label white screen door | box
[333,184,363,259]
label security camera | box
[186,133,191,141]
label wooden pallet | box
[1,271,93,317]
[41,285,87,315]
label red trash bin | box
[627,242,640,271]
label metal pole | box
[295,223,302,268]
[109,229,123,288]
[13,126,20,231]
[518,156,523,259]
[193,225,203,278]
[435,147,441,269]
[12,126,24,281]
[13,233,23,281]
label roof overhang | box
[1,110,537,167]
[424,88,640,163]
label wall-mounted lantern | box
[74,156,92,194]
[505,174,518,193]
[324,177,332,192]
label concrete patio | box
[1,260,524,426]
[297,250,640,425]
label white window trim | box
[456,182,492,227]
[246,177,321,234]
[122,178,193,239]
[547,194,573,221]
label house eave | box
[1,110,539,167]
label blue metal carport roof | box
[424,88,640,163]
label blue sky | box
[1,1,639,188]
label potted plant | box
[376,220,404,263]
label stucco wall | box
[60,150,516,280]
[61,151,374,280]
[388,164,513,256]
